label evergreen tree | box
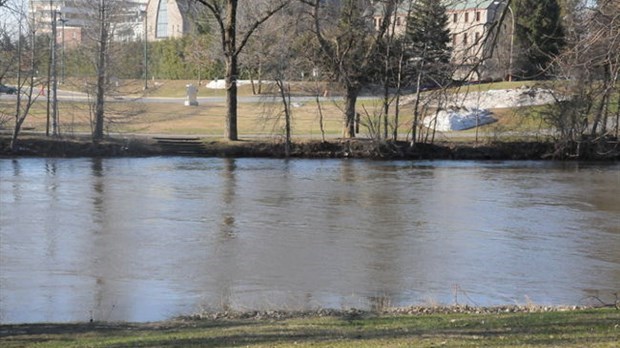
[513,0,565,78]
[403,0,452,85]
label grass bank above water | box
[1,308,618,347]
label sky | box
[0,0,29,36]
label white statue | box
[185,84,198,106]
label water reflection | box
[0,158,618,323]
[220,158,237,239]
[212,158,239,311]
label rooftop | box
[445,0,500,10]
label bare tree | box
[91,0,109,142]
[238,26,271,95]
[249,4,308,155]
[193,0,291,141]
[0,0,41,151]
[185,33,216,85]
[375,1,411,142]
[539,0,619,157]
[301,0,397,138]
[68,0,147,142]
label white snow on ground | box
[415,86,560,131]
[423,108,497,131]
[450,87,559,109]
[205,79,272,89]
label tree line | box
[1,0,617,158]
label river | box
[1,157,618,323]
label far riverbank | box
[2,134,618,160]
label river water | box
[1,157,618,323]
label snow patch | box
[411,86,560,131]
[205,79,272,89]
[424,108,497,131]
[402,86,560,109]
[455,87,559,109]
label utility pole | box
[46,0,52,136]
[51,9,59,136]
[507,4,514,82]
[59,16,67,84]
[142,9,148,90]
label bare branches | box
[192,0,292,140]
[194,0,291,57]
[193,0,226,52]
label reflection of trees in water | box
[213,158,239,311]
[359,165,409,309]
[368,295,393,313]
[88,158,131,321]
[9,160,22,201]
[219,158,237,240]
[91,158,105,226]
[43,160,59,259]
[89,157,113,321]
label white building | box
[144,0,192,41]
[374,0,508,81]
[29,0,194,44]
[446,0,504,80]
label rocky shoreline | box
[181,304,613,322]
[1,134,618,160]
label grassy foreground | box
[1,308,618,347]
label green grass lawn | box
[1,308,618,347]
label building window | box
[463,33,468,44]
[453,13,457,23]
[476,11,481,22]
[156,0,168,38]
[475,32,480,43]
[453,34,457,45]
[464,12,469,23]
[396,17,401,26]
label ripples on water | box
[1,158,618,323]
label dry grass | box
[1,79,550,141]
[2,93,419,140]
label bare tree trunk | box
[315,96,326,142]
[196,0,289,141]
[615,86,620,139]
[279,81,291,157]
[431,109,439,144]
[410,70,423,147]
[93,0,108,142]
[11,18,37,151]
[250,74,256,95]
[344,85,358,138]
[225,55,238,140]
[222,0,239,140]
[11,28,23,151]
[382,80,389,140]
[257,60,263,95]
[392,54,404,142]
[591,64,611,137]
[382,40,390,140]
